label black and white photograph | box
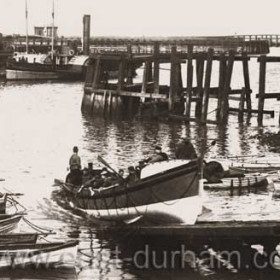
[0,0,280,279]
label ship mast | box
[25,0,29,54]
[51,0,55,60]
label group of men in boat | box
[66,138,198,189]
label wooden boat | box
[55,159,202,224]
[6,54,85,81]
[0,233,39,245]
[0,214,23,234]
[212,157,280,174]
[0,240,78,269]
[204,175,268,191]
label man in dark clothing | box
[125,166,139,184]
[146,146,168,164]
[175,139,197,160]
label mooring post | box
[257,55,266,125]
[216,53,226,121]
[185,45,193,116]
[169,46,178,111]
[201,48,213,122]
[242,52,252,111]
[219,50,235,122]
[238,87,246,122]
[153,42,160,94]
[195,56,205,118]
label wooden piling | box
[216,53,226,121]
[258,55,266,125]
[153,42,160,94]
[242,52,252,111]
[238,87,246,122]
[218,50,235,122]
[185,45,193,117]
[169,46,178,111]
[195,57,205,118]
[201,48,214,122]
[141,61,150,95]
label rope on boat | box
[151,170,198,206]
[22,217,53,234]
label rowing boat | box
[0,214,23,234]
[0,233,39,245]
[0,240,78,269]
[55,159,203,225]
[204,175,268,191]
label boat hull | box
[0,241,78,269]
[59,160,202,224]
[82,195,202,224]
[0,215,22,234]
[6,69,80,81]
[0,233,38,245]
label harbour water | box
[1,49,280,279]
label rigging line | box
[22,217,53,234]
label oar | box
[97,155,125,182]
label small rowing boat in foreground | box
[0,240,78,269]
[0,233,40,245]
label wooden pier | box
[81,38,280,124]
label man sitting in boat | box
[175,138,197,160]
[66,146,83,186]
[125,166,140,184]
[145,146,168,164]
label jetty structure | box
[81,36,276,124]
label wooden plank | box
[101,221,280,238]
[256,92,280,99]
[94,89,167,99]
[229,107,274,117]
[257,56,280,62]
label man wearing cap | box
[66,146,82,185]
[146,146,168,164]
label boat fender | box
[69,49,75,56]
[204,161,224,183]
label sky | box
[0,0,280,37]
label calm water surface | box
[0,49,280,279]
